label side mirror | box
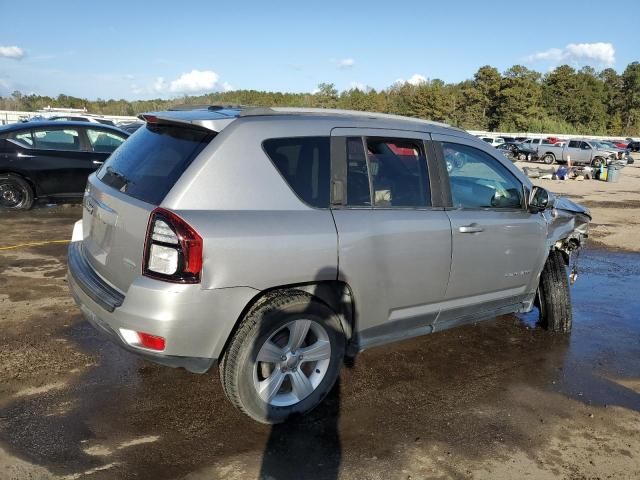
[529,186,555,213]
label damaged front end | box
[544,196,591,283]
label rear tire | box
[220,291,345,424]
[542,154,555,165]
[537,250,572,333]
[0,174,34,210]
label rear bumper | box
[67,240,259,373]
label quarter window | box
[568,140,580,148]
[263,137,330,208]
[87,128,126,153]
[442,142,523,209]
[8,130,34,147]
[32,128,81,151]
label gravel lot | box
[0,159,639,479]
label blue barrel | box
[607,165,621,183]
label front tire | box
[0,174,34,210]
[537,250,572,333]
[220,291,345,424]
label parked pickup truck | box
[515,138,558,163]
[536,139,621,167]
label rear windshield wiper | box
[104,166,134,191]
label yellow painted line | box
[0,239,70,251]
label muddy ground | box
[0,161,639,479]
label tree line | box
[2,62,640,136]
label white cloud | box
[407,74,427,85]
[395,74,427,86]
[169,70,219,94]
[526,42,615,66]
[349,81,366,91]
[337,58,355,69]
[0,45,25,60]
[130,70,229,97]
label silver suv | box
[68,107,591,423]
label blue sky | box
[1,0,638,100]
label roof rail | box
[238,107,451,128]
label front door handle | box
[92,160,104,165]
[459,224,484,234]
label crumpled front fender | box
[543,197,591,262]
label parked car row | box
[487,135,635,166]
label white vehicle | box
[48,115,116,127]
[477,136,505,147]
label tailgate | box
[82,177,153,293]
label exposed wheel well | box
[220,281,357,362]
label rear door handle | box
[459,224,484,234]
[92,160,104,165]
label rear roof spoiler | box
[138,109,240,133]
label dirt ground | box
[0,158,639,479]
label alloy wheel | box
[253,319,332,407]
[0,182,25,208]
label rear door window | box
[366,137,430,208]
[33,128,81,151]
[263,137,330,208]
[97,124,214,205]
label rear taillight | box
[143,208,203,283]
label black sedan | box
[0,121,129,209]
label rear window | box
[263,137,330,208]
[97,124,214,205]
[33,128,81,151]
